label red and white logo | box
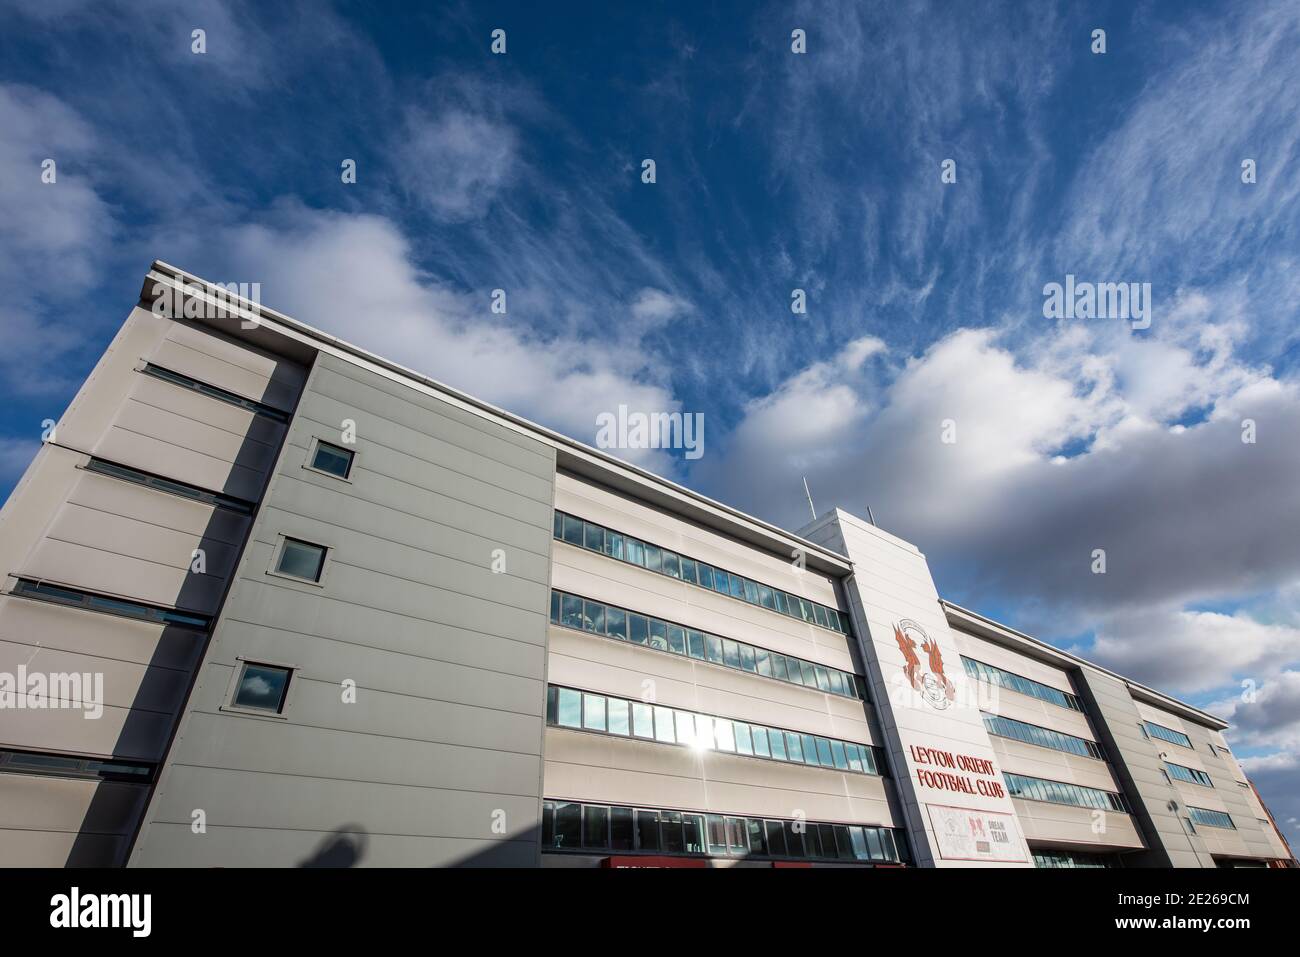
[893,618,956,710]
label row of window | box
[549,590,866,701]
[1143,720,1193,749]
[0,748,154,783]
[1187,806,1236,830]
[1004,772,1131,813]
[961,656,1084,712]
[1165,762,1214,788]
[87,457,256,514]
[12,578,211,630]
[546,685,881,775]
[542,800,910,864]
[982,712,1104,760]
[553,511,850,634]
[1032,850,1118,869]
[142,362,291,423]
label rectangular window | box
[625,538,645,566]
[628,615,649,645]
[751,725,771,758]
[582,693,606,731]
[648,620,668,650]
[610,807,635,849]
[632,703,655,738]
[786,732,805,763]
[86,457,254,514]
[694,715,714,751]
[662,552,680,578]
[232,662,292,713]
[310,440,354,478]
[683,814,705,854]
[714,719,736,752]
[660,811,685,853]
[654,706,676,744]
[605,607,627,640]
[742,579,759,604]
[561,594,583,629]
[739,645,757,673]
[728,574,746,599]
[766,820,788,856]
[645,545,662,573]
[553,803,581,849]
[675,710,696,747]
[607,698,630,736]
[11,578,211,630]
[686,630,706,659]
[697,564,714,590]
[722,639,741,669]
[769,729,787,760]
[557,688,582,728]
[706,815,728,856]
[582,600,604,633]
[667,625,686,655]
[755,648,772,676]
[142,363,290,422]
[734,722,753,755]
[705,635,724,664]
[679,558,697,584]
[583,805,609,848]
[635,810,661,850]
[583,521,603,551]
[276,538,326,582]
[562,514,584,545]
[603,531,624,561]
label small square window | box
[233,662,292,713]
[311,440,354,479]
[277,538,327,582]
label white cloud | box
[399,106,519,222]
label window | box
[545,686,880,777]
[86,457,254,513]
[309,440,354,479]
[0,748,154,783]
[275,538,327,582]
[232,662,292,713]
[1165,762,1214,787]
[547,589,865,701]
[1188,806,1235,830]
[142,362,290,422]
[961,656,1084,712]
[1004,772,1130,812]
[1145,721,1193,749]
[551,511,851,635]
[583,805,609,848]
[982,712,1104,759]
[11,578,210,630]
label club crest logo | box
[893,618,956,710]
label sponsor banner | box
[927,804,1027,863]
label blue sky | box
[2,0,1299,844]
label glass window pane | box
[680,558,697,584]
[726,817,749,855]
[583,805,609,848]
[654,706,676,743]
[276,539,325,581]
[766,820,788,856]
[667,625,686,655]
[755,648,772,677]
[705,635,724,664]
[626,539,645,565]
[783,822,804,857]
[645,545,662,573]
[850,826,869,860]
[734,722,753,755]
[728,574,746,599]
[675,710,696,746]
[800,661,818,687]
[553,512,563,539]
[747,819,767,856]
[550,591,560,623]
[694,715,714,751]
[610,807,634,849]
[706,815,728,855]
[683,814,705,853]
[828,670,845,696]
[845,744,863,772]
[813,604,829,629]
[663,552,680,578]
[787,733,806,763]
[632,703,655,738]
[557,688,582,728]
[697,565,714,590]
[758,584,774,609]
[554,802,580,848]
[603,531,623,560]
[583,522,603,552]
[739,644,757,672]
[864,828,884,861]
[635,810,660,851]
[831,740,849,769]
[774,591,789,615]
[546,686,557,724]
[803,825,822,858]
[562,594,583,628]
[629,615,649,644]
[714,718,736,752]
[816,738,834,766]
[648,619,669,650]
[562,514,583,545]
[742,579,759,604]
[751,725,771,757]
[769,729,787,760]
[583,693,606,731]
[687,630,706,659]
[834,825,855,859]
[607,698,630,736]
[234,663,291,712]
[585,601,605,633]
[311,441,353,478]
[712,568,730,594]
[814,666,831,692]
[605,607,627,640]
[771,654,790,681]
[723,639,741,669]
[661,811,685,853]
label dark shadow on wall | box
[67,355,299,867]
[299,825,369,867]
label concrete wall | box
[0,306,303,866]
[128,350,556,867]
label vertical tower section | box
[801,509,1033,867]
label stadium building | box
[0,263,1292,868]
